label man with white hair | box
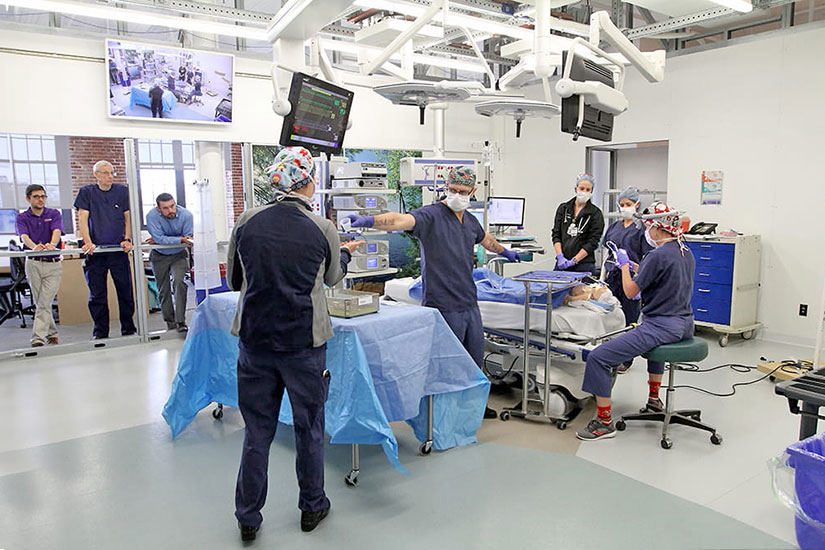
[73,160,136,339]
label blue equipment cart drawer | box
[694,266,733,285]
[692,295,731,326]
[693,282,732,303]
[686,242,735,268]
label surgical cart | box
[496,270,590,430]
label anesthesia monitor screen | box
[280,72,354,156]
[488,197,525,227]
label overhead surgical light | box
[4,0,269,40]
[373,81,472,124]
[475,99,560,138]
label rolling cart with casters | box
[499,271,587,430]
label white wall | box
[0,28,489,152]
[493,25,825,346]
[615,145,669,201]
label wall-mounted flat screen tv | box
[106,39,234,124]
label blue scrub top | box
[73,184,130,245]
[634,240,695,318]
[410,202,486,312]
[603,220,652,281]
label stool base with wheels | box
[615,338,723,450]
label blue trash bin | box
[774,433,825,549]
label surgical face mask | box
[620,206,636,220]
[645,226,659,248]
[446,191,470,212]
[576,191,592,204]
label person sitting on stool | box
[577,202,695,441]
[15,184,64,347]
[146,193,193,333]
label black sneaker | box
[238,523,259,542]
[176,323,189,333]
[300,506,330,532]
[484,406,498,419]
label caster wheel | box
[344,472,359,486]
[719,334,729,347]
[499,411,511,421]
[616,420,626,431]
[212,407,224,420]
[556,421,568,431]
[742,330,755,340]
[419,442,433,455]
[711,433,723,445]
[661,438,673,450]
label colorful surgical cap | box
[447,166,476,188]
[618,186,640,203]
[266,146,315,192]
[642,201,683,236]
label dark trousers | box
[440,307,484,368]
[606,270,641,326]
[150,250,188,324]
[83,251,136,338]
[151,98,163,118]
[581,316,694,398]
[235,344,330,528]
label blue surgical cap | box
[576,173,595,187]
[618,186,640,203]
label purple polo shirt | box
[16,207,64,255]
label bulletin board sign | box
[701,170,723,205]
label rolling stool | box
[615,338,723,449]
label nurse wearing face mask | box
[344,167,519,420]
[602,186,653,373]
[551,174,605,273]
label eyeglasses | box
[30,194,47,199]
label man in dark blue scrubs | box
[74,160,136,339]
[345,167,520,419]
[229,147,362,541]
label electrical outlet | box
[800,304,808,317]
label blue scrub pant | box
[235,344,330,528]
[606,270,641,326]
[83,251,136,338]
[581,315,694,398]
[440,307,484,368]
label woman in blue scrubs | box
[576,202,695,442]
[602,186,652,373]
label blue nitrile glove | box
[556,254,574,270]
[345,214,375,228]
[631,291,641,301]
[614,248,630,269]
[501,249,521,263]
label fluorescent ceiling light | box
[707,0,753,11]
[352,0,533,41]
[319,38,489,74]
[6,0,269,40]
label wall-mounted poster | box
[701,170,723,205]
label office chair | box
[0,240,35,328]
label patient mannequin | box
[564,284,611,304]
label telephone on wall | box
[687,222,718,235]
